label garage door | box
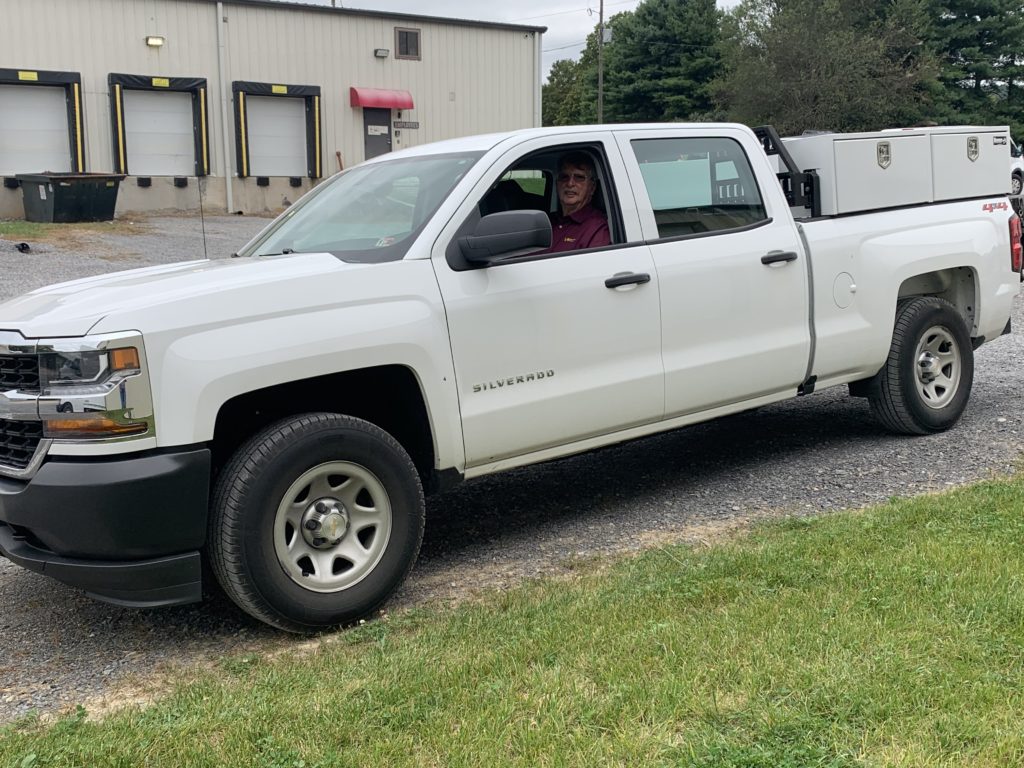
[0,84,71,175]
[246,95,306,177]
[123,89,194,176]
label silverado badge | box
[967,136,979,162]
[473,370,555,393]
[877,141,891,169]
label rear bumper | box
[0,446,210,607]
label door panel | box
[617,128,811,417]
[247,95,306,177]
[650,227,810,415]
[432,132,663,466]
[363,108,392,160]
[0,84,71,175]
[123,89,194,176]
[439,247,663,465]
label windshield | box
[240,152,482,262]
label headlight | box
[40,347,141,388]
[37,333,154,440]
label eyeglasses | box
[557,172,591,184]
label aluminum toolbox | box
[780,126,1011,217]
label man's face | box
[556,163,596,215]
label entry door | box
[363,108,392,160]
[617,128,811,417]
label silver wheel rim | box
[273,461,392,593]
[914,324,961,410]
[1013,176,1022,195]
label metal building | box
[0,0,544,217]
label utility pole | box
[597,0,604,123]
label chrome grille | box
[0,419,43,471]
[0,354,40,391]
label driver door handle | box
[761,250,799,266]
[605,272,651,289]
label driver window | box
[479,170,549,216]
[476,145,618,254]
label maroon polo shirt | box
[547,204,611,253]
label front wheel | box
[209,413,425,633]
[867,297,974,435]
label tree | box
[542,28,603,126]
[714,0,937,135]
[543,0,721,126]
[543,59,584,126]
[569,26,604,125]
[601,0,721,122]
[926,0,1024,135]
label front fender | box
[93,259,465,471]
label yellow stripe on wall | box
[73,82,83,172]
[199,87,208,174]
[114,84,126,173]
[239,91,247,177]
[314,95,321,178]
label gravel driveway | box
[1,215,1022,722]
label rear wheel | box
[867,297,974,435]
[209,413,424,633]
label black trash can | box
[15,173,126,223]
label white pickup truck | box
[1,123,1021,632]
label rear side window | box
[630,137,767,239]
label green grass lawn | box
[4,477,1024,767]
[0,219,144,241]
[516,176,547,196]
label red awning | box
[349,87,414,109]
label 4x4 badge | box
[877,141,891,169]
[967,136,979,162]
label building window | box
[395,27,421,60]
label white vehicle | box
[1011,140,1024,209]
[1,123,1020,632]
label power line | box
[513,0,637,23]
[543,39,590,52]
[515,7,596,22]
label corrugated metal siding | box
[221,5,538,165]
[2,0,540,179]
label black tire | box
[867,296,974,435]
[208,413,424,633]
[1013,172,1023,197]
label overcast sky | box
[285,0,738,78]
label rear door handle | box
[761,250,798,266]
[605,272,651,289]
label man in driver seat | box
[547,152,611,253]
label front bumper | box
[0,446,210,607]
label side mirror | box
[458,210,552,264]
